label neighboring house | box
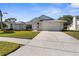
[68,16,79,31]
[6,15,66,31]
[5,21,32,30]
[12,22,26,30]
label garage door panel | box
[41,22,62,31]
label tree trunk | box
[0,16,3,30]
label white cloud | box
[40,4,79,18]
[41,8,62,15]
[30,4,79,19]
[70,3,79,8]
[39,8,64,19]
[70,9,79,12]
[64,3,79,15]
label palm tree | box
[0,10,3,30]
[0,10,8,30]
[5,18,16,30]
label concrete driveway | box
[8,31,79,56]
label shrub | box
[3,29,14,33]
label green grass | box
[0,41,20,56]
[0,31,39,39]
[64,31,79,40]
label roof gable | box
[38,15,54,20]
[31,15,54,22]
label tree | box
[0,10,3,30]
[58,15,73,29]
[0,22,7,29]
[5,18,16,29]
[0,10,8,30]
[58,15,73,25]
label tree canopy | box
[5,18,17,23]
[5,18,17,30]
[58,15,73,29]
[58,15,73,25]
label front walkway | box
[5,31,79,56]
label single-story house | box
[6,15,66,31]
[5,21,32,30]
[68,16,79,31]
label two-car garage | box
[39,20,65,31]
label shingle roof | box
[12,21,25,24]
[31,15,54,22]
[38,15,54,20]
[25,22,32,25]
[13,21,32,25]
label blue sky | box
[0,3,79,22]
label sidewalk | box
[0,37,30,45]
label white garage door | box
[41,21,63,31]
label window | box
[26,25,32,30]
[37,23,39,28]
[40,20,43,21]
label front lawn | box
[0,41,20,56]
[0,31,39,39]
[64,31,79,40]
